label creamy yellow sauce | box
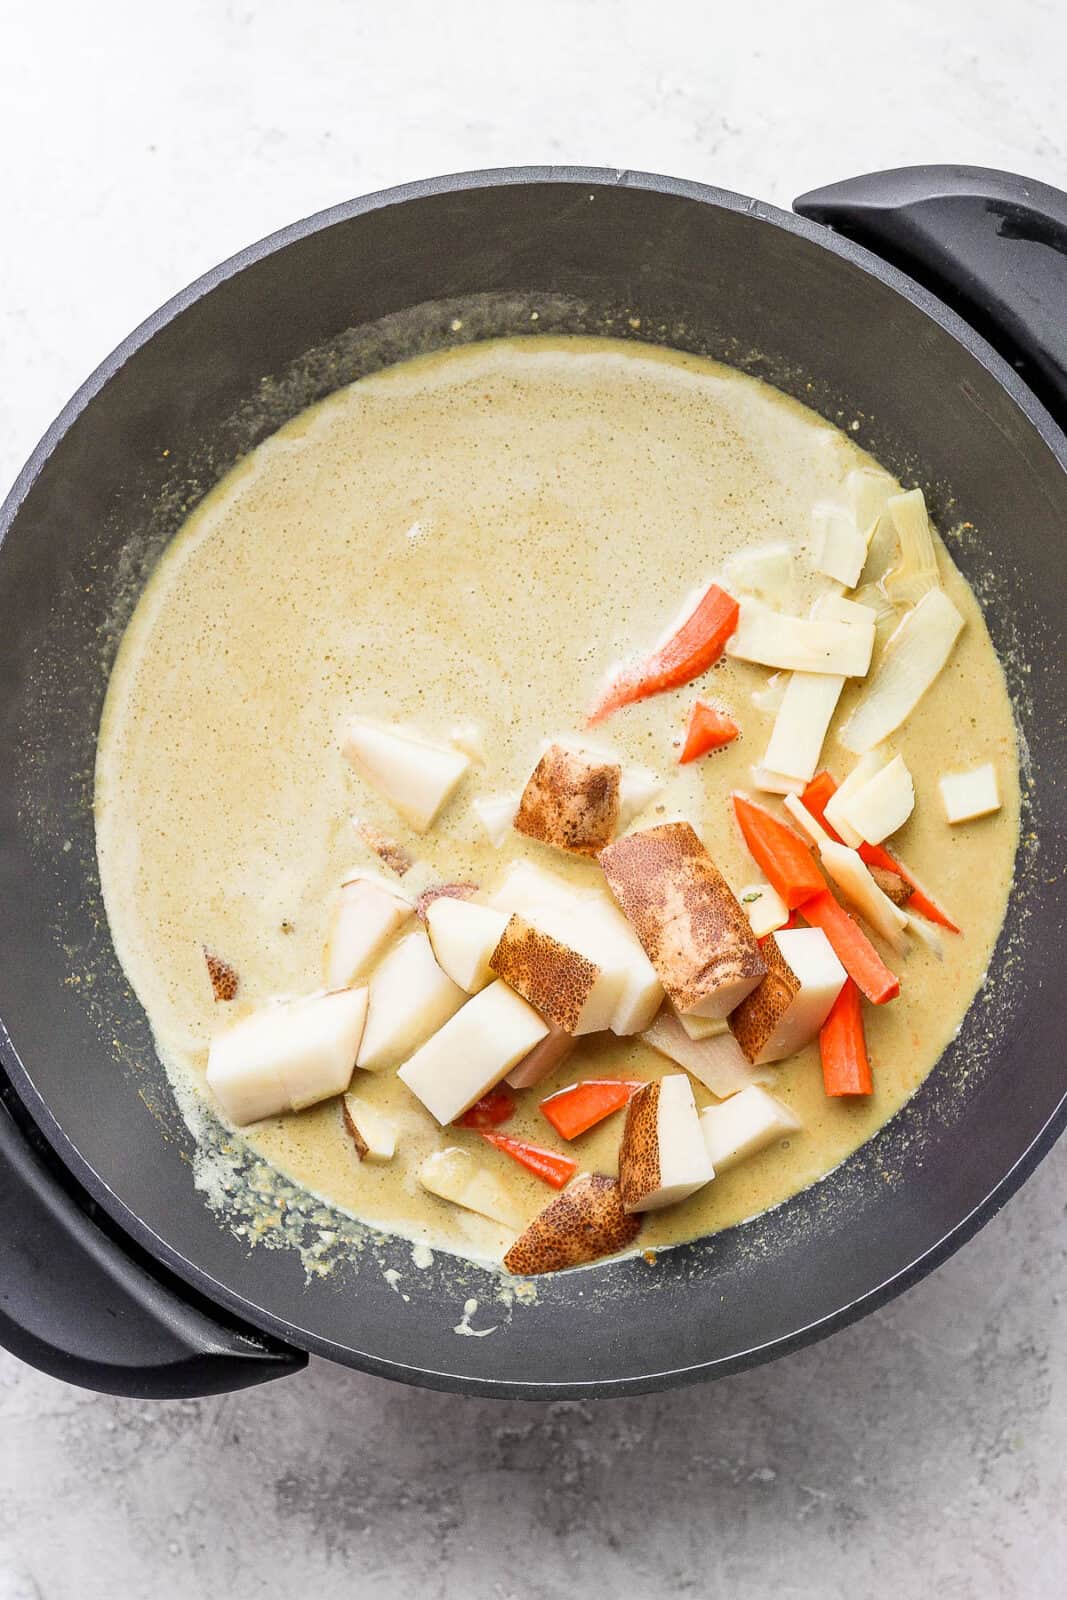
[94,337,1020,1267]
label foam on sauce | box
[94,337,1020,1266]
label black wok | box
[0,165,1064,1398]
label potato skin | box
[515,744,621,857]
[617,1080,663,1211]
[503,1175,641,1275]
[599,822,766,1013]
[728,935,800,1063]
[489,914,599,1034]
[869,865,913,908]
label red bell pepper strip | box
[800,889,900,1005]
[679,701,739,763]
[732,792,826,910]
[819,978,873,1096]
[540,1078,644,1141]
[802,773,960,933]
[587,582,739,724]
[456,1086,515,1129]
[480,1132,578,1189]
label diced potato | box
[762,671,845,783]
[489,859,600,919]
[515,743,621,857]
[618,1075,715,1212]
[726,600,875,677]
[207,988,369,1126]
[398,980,549,1124]
[811,502,867,588]
[472,791,519,846]
[641,1007,770,1098]
[342,1093,397,1163]
[841,589,964,753]
[600,822,767,1020]
[617,764,664,828]
[490,863,662,1035]
[324,875,414,990]
[939,762,1001,824]
[419,1147,522,1231]
[503,1175,641,1275]
[342,718,469,832]
[729,928,846,1065]
[425,898,510,993]
[701,1086,801,1171]
[506,1023,577,1089]
[489,914,622,1035]
[738,881,790,939]
[357,931,466,1072]
[823,751,887,848]
[836,753,915,844]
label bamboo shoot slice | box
[784,794,909,952]
[884,488,940,604]
[837,754,915,844]
[811,503,867,588]
[841,589,964,753]
[726,600,874,677]
[823,751,887,847]
[763,671,845,782]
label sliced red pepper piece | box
[800,889,900,1005]
[480,1131,578,1189]
[540,1078,645,1141]
[679,700,739,764]
[587,582,739,724]
[802,772,960,933]
[456,1086,516,1129]
[819,978,873,1096]
[732,792,825,909]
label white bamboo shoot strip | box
[811,502,868,588]
[750,765,806,796]
[762,671,845,782]
[836,753,915,844]
[641,1007,771,1098]
[823,751,887,847]
[752,672,788,714]
[939,762,1001,824]
[784,794,909,952]
[726,600,874,677]
[884,489,941,604]
[841,589,964,753]
[811,591,879,625]
[847,467,895,537]
[722,542,794,604]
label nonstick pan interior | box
[0,171,1063,1394]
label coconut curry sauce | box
[95,338,1020,1267]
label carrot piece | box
[819,978,873,1096]
[540,1078,644,1141]
[480,1132,578,1189]
[679,701,739,764]
[732,792,825,910]
[800,889,900,1005]
[456,1086,515,1129]
[802,772,960,933]
[587,582,739,724]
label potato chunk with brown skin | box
[599,822,766,1018]
[490,915,611,1035]
[503,1175,641,1275]
[506,1022,577,1088]
[869,865,913,908]
[203,947,239,1002]
[514,744,621,858]
[729,935,801,1064]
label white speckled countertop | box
[2,2,1065,1595]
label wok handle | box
[0,1087,306,1396]
[794,165,1067,429]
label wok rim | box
[2,163,1065,1396]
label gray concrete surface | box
[1,1,1064,1595]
